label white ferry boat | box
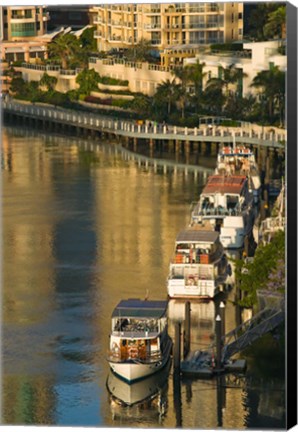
[107,299,172,383]
[216,144,261,203]
[191,175,255,249]
[167,226,230,299]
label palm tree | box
[155,78,179,116]
[264,5,286,39]
[250,65,285,124]
[48,33,81,69]
[172,66,190,119]
[186,61,206,113]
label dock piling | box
[215,315,222,371]
[219,301,226,337]
[183,301,191,359]
[174,322,181,372]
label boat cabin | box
[173,229,220,265]
[198,175,249,216]
[110,299,168,361]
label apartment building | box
[1,6,49,41]
[93,3,243,64]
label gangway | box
[181,306,284,377]
[220,307,284,363]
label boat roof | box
[203,175,247,195]
[112,299,168,319]
[176,229,219,243]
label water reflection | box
[107,359,171,407]
[2,127,285,428]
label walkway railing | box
[2,99,286,149]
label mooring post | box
[183,301,191,359]
[219,301,225,338]
[215,314,222,371]
[174,322,181,372]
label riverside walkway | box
[3,99,286,150]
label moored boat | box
[167,225,230,299]
[107,299,172,383]
[216,144,261,203]
[191,174,255,249]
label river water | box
[1,126,285,428]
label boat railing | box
[196,206,242,217]
[171,250,220,265]
[108,346,162,363]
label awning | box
[5,47,25,53]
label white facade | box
[185,40,286,97]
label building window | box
[231,13,234,23]
[11,22,36,37]
[36,21,40,31]
[238,12,243,20]
[231,29,234,39]
[239,28,242,36]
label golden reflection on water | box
[2,128,284,428]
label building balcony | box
[144,23,161,30]
[10,16,35,23]
[144,8,161,14]
[108,35,122,42]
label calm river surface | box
[2,126,285,428]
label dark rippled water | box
[1,126,285,428]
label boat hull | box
[108,338,172,383]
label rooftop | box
[112,299,168,319]
[203,175,247,195]
[176,229,219,244]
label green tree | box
[186,61,206,113]
[39,72,58,92]
[76,69,101,96]
[125,38,153,62]
[172,66,190,119]
[250,65,285,124]
[235,230,285,308]
[155,78,179,117]
[80,26,97,51]
[48,33,81,69]
[247,3,285,41]
[264,5,286,39]
[10,77,27,96]
[130,94,152,117]
[202,78,226,115]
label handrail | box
[3,99,286,149]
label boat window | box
[226,195,239,210]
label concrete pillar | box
[149,138,154,158]
[133,137,137,152]
[185,140,190,164]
